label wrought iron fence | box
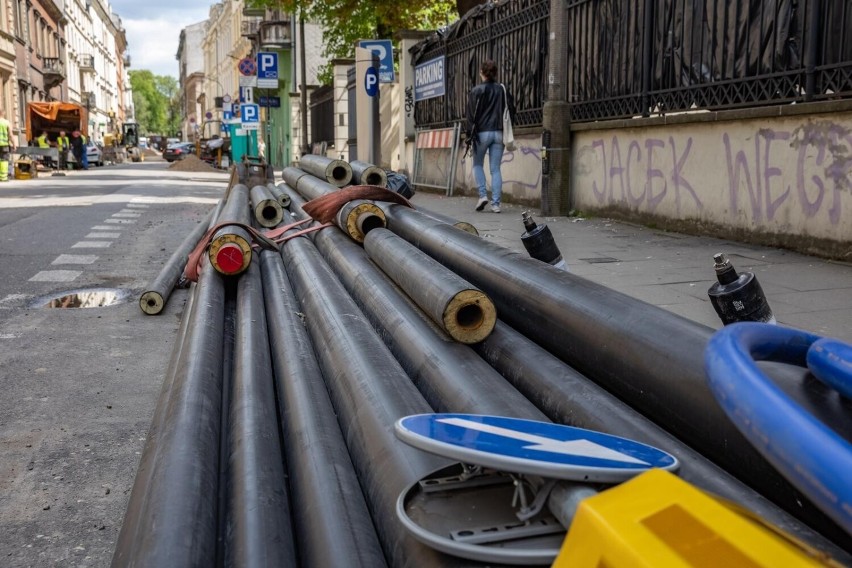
[412,0,549,129]
[565,0,852,122]
[411,0,851,127]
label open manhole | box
[39,288,128,309]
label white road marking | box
[0,333,18,339]
[104,219,136,224]
[71,241,112,248]
[52,254,98,265]
[111,213,141,218]
[85,232,120,239]
[125,204,149,208]
[0,294,30,304]
[91,226,119,231]
[29,270,82,282]
[118,209,142,214]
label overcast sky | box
[111,0,210,78]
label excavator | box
[122,123,143,162]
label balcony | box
[80,54,95,72]
[258,20,291,50]
[241,18,261,38]
[123,54,131,67]
[42,57,66,89]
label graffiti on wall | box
[577,121,851,227]
[459,142,542,192]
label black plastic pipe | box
[249,184,283,228]
[475,321,852,561]
[277,209,460,567]
[112,257,225,567]
[208,184,252,276]
[379,203,850,549]
[266,182,291,208]
[415,206,479,236]
[363,228,496,344]
[281,168,386,243]
[350,159,388,187]
[225,259,296,565]
[298,154,353,187]
[259,249,388,567]
[112,282,198,564]
[139,208,213,314]
[286,191,543,420]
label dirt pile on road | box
[168,154,220,173]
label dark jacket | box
[466,80,516,137]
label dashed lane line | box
[29,270,82,282]
[103,219,136,224]
[85,232,121,239]
[71,241,112,248]
[52,254,99,265]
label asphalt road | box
[0,160,226,566]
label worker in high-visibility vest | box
[0,109,15,181]
[56,130,70,170]
[37,131,54,169]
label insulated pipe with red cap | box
[208,184,252,277]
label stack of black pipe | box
[113,163,852,568]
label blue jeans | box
[472,130,504,206]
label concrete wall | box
[571,111,852,249]
[407,107,850,256]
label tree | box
[129,70,182,135]
[249,0,458,84]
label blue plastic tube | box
[807,338,852,400]
[704,322,852,537]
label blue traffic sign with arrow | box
[396,414,679,482]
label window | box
[13,0,24,40]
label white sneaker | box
[475,197,488,211]
[491,204,501,213]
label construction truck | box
[25,101,87,143]
[16,102,87,176]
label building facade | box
[176,20,205,141]
[0,0,17,139]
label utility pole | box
[299,15,308,157]
[541,0,571,216]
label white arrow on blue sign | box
[395,414,679,482]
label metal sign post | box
[354,46,380,164]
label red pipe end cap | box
[216,243,245,274]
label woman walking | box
[466,60,515,213]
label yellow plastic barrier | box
[553,469,840,567]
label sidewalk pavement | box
[409,192,852,343]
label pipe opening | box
[455,304,485,330]
[365,172,384,186]
[147,298,157,308]
[261,205,279,220]
[359,214,385,235]
[331,166,349,182]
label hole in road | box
[41,288,128,308]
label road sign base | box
[396,463,564,565]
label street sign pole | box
[355,46,380,164]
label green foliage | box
[248,0,457,84]
[129,70,182,136]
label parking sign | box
[240,103,260,130]
[358,40,394,83]
[257,52,279,88]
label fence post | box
[541,0,571,216]
[641,0,655,116]
[805,0,821,101]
